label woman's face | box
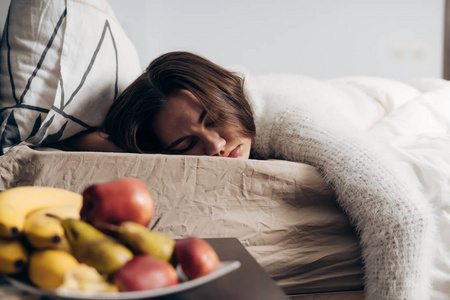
[153,90,252,158]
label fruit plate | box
[4,261,241,299]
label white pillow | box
[0,0,142,153]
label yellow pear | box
[28,249,79,289]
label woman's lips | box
[228,145,242,158]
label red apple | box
[174,237,219,279]
[113,255,179,291]
[80,178,154,227]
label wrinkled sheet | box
[0,146,364,295]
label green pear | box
[62,218,106,244]
[61,218,133,274]
[117,222,175,262]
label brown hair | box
[102,51,255,153]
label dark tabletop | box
[155,237,288,300]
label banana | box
[0,186,82,238]
[24,205,82,250]
[0,238,28,274]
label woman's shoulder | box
[61,130,124,152]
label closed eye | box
[166,137,197,154]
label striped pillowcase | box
[0,0,142,154]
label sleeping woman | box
[66,51,431,300]
[65,51,255,158]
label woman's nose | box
[203,130,226,156]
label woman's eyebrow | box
[198,109,207,124]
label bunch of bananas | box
[0,186,85,288]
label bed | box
[0,1,449,299]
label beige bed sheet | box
[0,145,364,296]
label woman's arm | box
[251,105,431,300]
[63,130,124,152]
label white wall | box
[0,0,444,81]
[108,0,445,81]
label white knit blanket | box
[240,71,450,300]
